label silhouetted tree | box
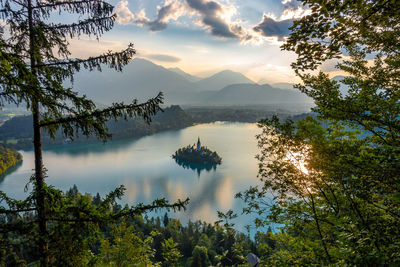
[0,0,187,265]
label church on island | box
[190,137,202,152]
[173,137,222,165]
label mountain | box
[272,82,296,90]
[168,67,201,82]
[69,58,312,108]
[205,83,313,105]
[195,70,255,91]
[72,58,202,105]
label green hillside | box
[0,146,22,175]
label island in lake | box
[173,138,222,165]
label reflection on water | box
[0,122,267,232]
[173,158,218,177]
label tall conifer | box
[0,0,187,265]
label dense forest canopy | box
[238,0,400,265]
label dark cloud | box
[142,20,168,31]
[185,0,238,39]
[282,0,302,10]
[136,1,182,32]
[202,15,237,38]
[253,15,293,40]
[146,54,181,62]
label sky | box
[68,0,313,84]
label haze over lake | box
[0,122,265,231]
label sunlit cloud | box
[67,38,128,58]
[115,0,259,43]
[134,0,187,31]
[115,0,136,24]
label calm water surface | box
[0,122,266,232]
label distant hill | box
[0,105,193,149]
[271,82,296,90]
[204,83,312,105]
[195,70,255,91]
[168,67,201,82]
[67,58,313,109]
[72,58,202,104]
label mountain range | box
[71,58,313,109]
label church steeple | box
[197,137,201,151]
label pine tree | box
[0,0,187,265]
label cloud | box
[252,0,310,41]
[115,0,135,25]
[135,0,186,31]
[145,53,181,62]
[253,15,293,41]
[185,0,237,38]
[281,0,302,10]
[280,0,311,20]
[183,0,257,42]
[113,0,310,44]
[114,0,258,43]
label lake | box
[0,122,268,233]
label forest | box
[0,146,22,176]
[0,0,399,266]
[2,185,259,266]
[0,105,193,149]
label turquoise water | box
[0,122,266,232]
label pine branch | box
[45,15,116,38]
[36,44,136,72]
[39,92,164,128]
[0,207,37,214]
[111,198,190,219]
[0,220,36,234]
[32,0,113,17]
[45,198,190,223]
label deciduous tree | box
[239,0,400,265]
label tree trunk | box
[32,102,48,266]
[27,0,48,265]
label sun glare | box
[287,150,309,175]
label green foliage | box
[1,184,188,266]
[161,238,182,266]
[189,245,211,267]
[239,0,400,265]
[97,222,156,267]
[1,185,255,266]
[0,145,22,175]
[0,0,190,265]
